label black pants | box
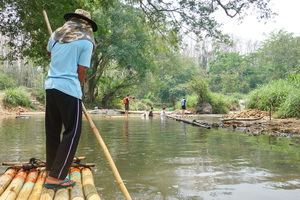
[45,89,82,179]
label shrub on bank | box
[175,94,198,110]
[0,74,16,90]
[208,93,232,114]
[276,90,300,118]
[3,88,35,109]
[31,89,46,104]
[246,80,293,111]
[246,79,300,118]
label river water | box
[0,115,299,200]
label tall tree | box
[257,30,300,79]
[139,50,199,106]
[1,0,276,63]
[84,3,156,103]
[0,0,82,65]
[102,0,275,39]
[207,51,265,94]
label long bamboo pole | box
[42,10,132,200]
[82,105,132,199]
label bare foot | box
[45,176,75,186]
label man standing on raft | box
[44,9,97,188]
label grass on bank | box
[246,79,300,118]
[2,87,36,109]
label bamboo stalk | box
[0,169,27,200]
[54,174,70,200]
[70,168,84,200]
[0,168,17,196]
[81,168,100,200]
[16,170,39,200]
[40,188,55,200]
[28,171,47,200]
[82,105,132,199]
[42,10,52,35]
[42,9,131,200]
[54,188,69,200]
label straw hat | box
[64,9,98,32]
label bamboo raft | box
[0,158,101,200]
[166,115,212,129]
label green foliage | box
[230,93,247,100]
[288,74,300,85]
[0,0,280,110]
[3,88,35,109]
[130,101,148,111]
[275,76,300,117]
[153,53,199,105]
[31,89,46,105]
[85,2,157,103]
[189,77,210,102]
[208,93,231,114]
[257,30,300,80]
[132,50,198,106]
[0,0,80,65]
[129,0,275,43]
[175,95,198,110]
[207,51,265,94]
[0,0,276,64]
[276,89,300,118]
[207,31,300,95]
[0,74,16,90]
[245,78,300,118]
[246,79,293,111]
[140,99,154,108]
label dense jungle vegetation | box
[1,0,300,117]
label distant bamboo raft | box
[166,115,212,129]
[0,168,100,200]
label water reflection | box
[0,116,299,200]
[181,122,187,135]
[123,118,129,137]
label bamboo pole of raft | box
[42,9,132,200]
[28,171,47,200]
[70,168,85,200]
[0,168,17,196]
[0,169,27,200]
[54,174,70,200]
[54,188,69,200]
[81,168,100,200]
[40,188,55,200]
[16,170,39,200]
[82,105,132,199]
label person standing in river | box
[181,97,187,116]
[44,9,97,188]
[123,94,131,117]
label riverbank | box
[168,113,300,138]
[1,93,300,139]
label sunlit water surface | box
[0,115,299,200]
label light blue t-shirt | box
[45,37,93,99]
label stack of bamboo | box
[0,168,100,200]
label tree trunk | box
[83,56,107,103]
[84,77,97,103]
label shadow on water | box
[0,115,299,200]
